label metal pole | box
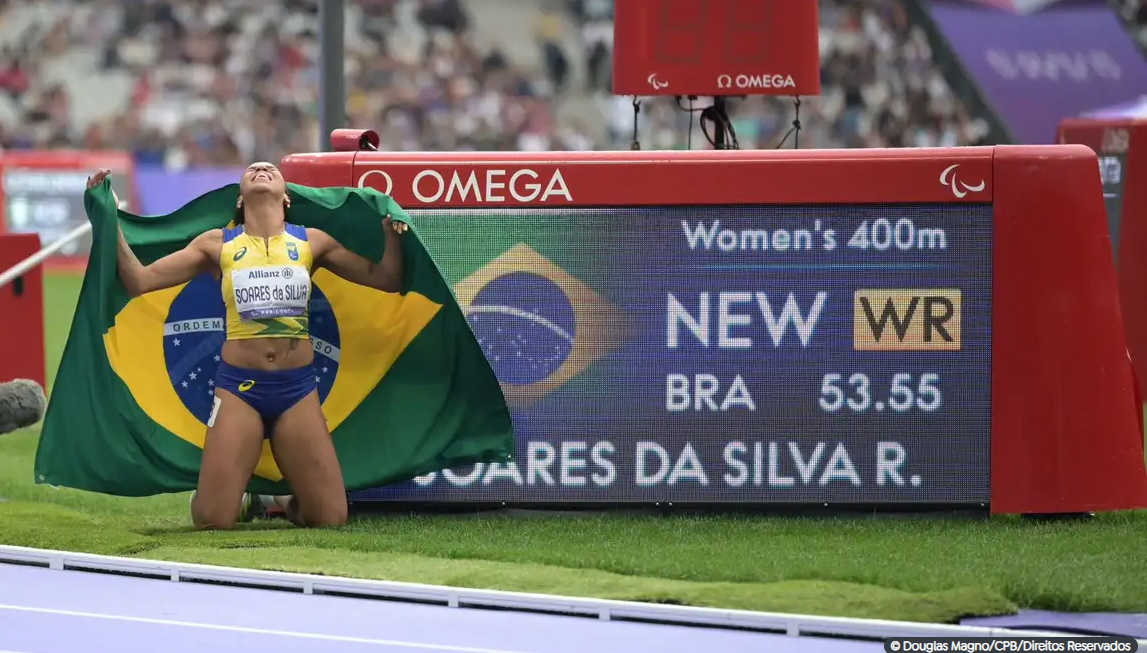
[318,0,346,152]
[0,222,92,290]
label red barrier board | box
[282,145,1147,515]
[1057,119,1147,410]
[0,150,137,270]
[0,233,45,388]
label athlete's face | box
[239,162,286,200]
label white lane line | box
[0,604,539,653]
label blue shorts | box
[214,361,317,437]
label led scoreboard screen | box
[1100,150,1126,257]
[0,150,135,266]
[1083,126,1131,263]
[352,202,993,505]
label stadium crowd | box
[0,0,994,162]
[1116,0,1147,48]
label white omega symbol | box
[356,169,393,195]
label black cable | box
[673,94,805,151]
[773,96,803,149]
[675,95,704,114]
[687,96,694,150]
[699,96,739,150]
[676,94,739,150]
[630,97,642,150]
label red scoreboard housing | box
[0,233,45,388]
[611,0,821,97]
[283,134,1147,515]
[1058,118,1147,411]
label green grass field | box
[1,273,1145,625]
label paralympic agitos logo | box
[939,164,986,199]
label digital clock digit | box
[817,373,944,413]
[721,0,773,65]
[654,0,704,64]
[653,0,773,66]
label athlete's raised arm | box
[308,215,407,293]
[88,169,222,297]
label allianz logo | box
[248,269,284,279]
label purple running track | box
[0,564,883,653]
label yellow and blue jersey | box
[219,223,314,341]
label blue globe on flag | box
[466,271,576,385]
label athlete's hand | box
[86,168,111,189]
[383,213,408,235]
[86,168,121,207]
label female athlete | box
[87,163,407,529]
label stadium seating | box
[1115,0,1147,47]
[0,0,991,160]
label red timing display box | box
[283,138,1147,515]
[610,0,821,97]
[0,233,45,388]
[1058,118,1147,413]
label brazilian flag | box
[34,179,514,496]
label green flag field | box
[0,273,1145,624]
[36,181,513,496]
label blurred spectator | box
[0,56,29,98]
[567,0,612,92]
[536,3,570,95]
[0,0,994,161]
[417,0,468,34]
[1114,0,1147,47]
